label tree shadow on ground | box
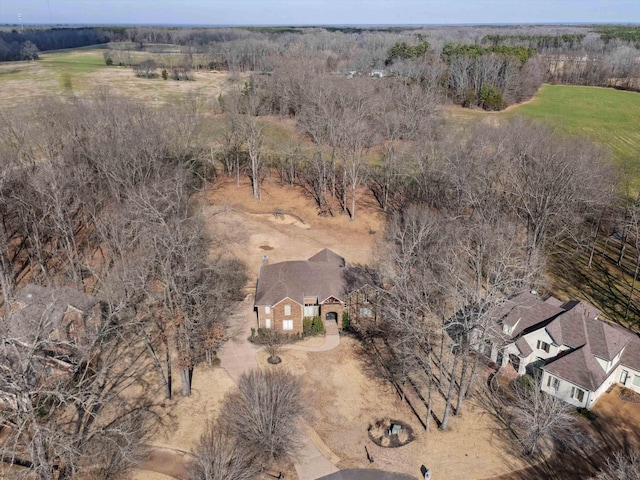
[489,386,640,480]
[549,239,640,330]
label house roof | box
[8,284,100,341]
[621,334,640,371]
[497,293,640,391]
[499,292,565,337]
[254,249,347,307]
[515,337,533,357]
[543,344,608,391]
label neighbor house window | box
[265,319,271,329]
[283,320,293,331]
[546,375,560,389]
[265,306,271,314]
[633,375,640,388]
[359,307,372,317]
[571,386,585,402]
[284,305,291,316]
[537,340,551,353]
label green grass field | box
[39,49,107,74]
[511,84,640,192]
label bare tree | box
[219,369,303,463]
[226,81,268,199]
[510,380,578,456]
[502,118,616,282]
[594,450,640,480]
[254,329,291,364]
[0,292,155,480]
[189,421,259,480]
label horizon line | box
[1,21,640,28]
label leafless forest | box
[0,24,639,480]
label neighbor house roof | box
[498,292,565,337]
[497,292,640,392]
[621,335,640,371]
[543,343,608,391]
[254,249,347,307]
[8,284,101,341]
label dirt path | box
[139,447,191,480]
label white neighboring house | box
[484,292,640,408]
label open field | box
[449,84,640,192]
[0,43,236,108]
[514,85,640,191]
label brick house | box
[482,292,640,408]
[254,249,348,334]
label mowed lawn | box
[512,84,640,191]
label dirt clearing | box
[204,177,530,479]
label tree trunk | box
[180,367,191,397]
[441,351,459,430]
[455,349,469,416]
[425,367,433,431]
[165,340,172,399]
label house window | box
[265,319,271,329]
[571,386,585,402]
[283,320,293,331]
[546,375,560,389]
[537,340,551,353]
[359,307,372,317]
[633,375,640,388]
[304,305,317,317]
[620,370,628,384]
[265,306,271,314]
[284,305,291,316]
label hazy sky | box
[1,0,639,25]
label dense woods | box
[0,96,246,477]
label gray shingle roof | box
[499,292,564,337]
[544,344,607,391]
[8,284,100,341]
[621,335,640,371]
[497,295,640,392]
[254,249,347,306]
[515,337,533,357]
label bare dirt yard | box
[137,176,639,480]
[200,177,532,480]
[257,339,528,480]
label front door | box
[325,312,338,323]
[621,369,629,385]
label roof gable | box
[308,248,345,267]
[255,249,347,307]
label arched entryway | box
[325,311,338,323]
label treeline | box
[597,25,640,45]
[0,27,109,61]
[482,34,586,51]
